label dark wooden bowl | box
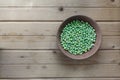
[57,15,102,60]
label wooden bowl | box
[57,15,102,60]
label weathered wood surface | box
[0,8,119,20]
[0,36,119,49]
[0,50,120,64]
[0,64,120,78]
[0,0,119,8]
[0,22,119,36]
[0,0,119,79]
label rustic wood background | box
[0,0,120,80]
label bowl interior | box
[57,15,101,60]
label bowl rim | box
[57,15,102,60]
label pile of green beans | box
[60,20,96,55]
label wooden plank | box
[0,8,119,20]
[0,64,120,78]
[0,36,119,50]
[0,22,59,36]
[0,0,119,8]
[100,22,120,36]
[0,22,120,36]
[0,36,55,50]
[0,50,119,64]
[0,78,120,80]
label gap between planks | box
[0,78,120,80]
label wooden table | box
[0,0,120,80]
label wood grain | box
[0,64,120,78]
[0,50,119,64]
[0,22,119,36]
[0,8,119,20]
[0,0,119,8]
[0,36,119,50]
[0,0,119,79]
